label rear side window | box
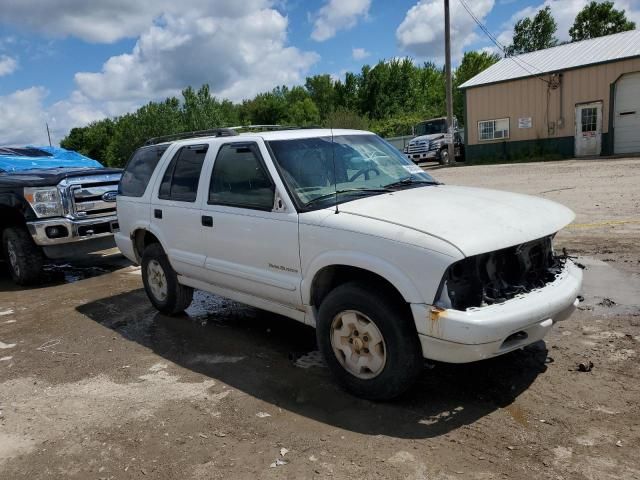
[158,144,208,202]
[119,145,168,197]
[208,143,274,210]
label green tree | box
[453,51,500,123]
[324,107,369,130]
[60,118,115,165]
[569,1,635,41]
[507,6,558,55]
[305,74,336,121]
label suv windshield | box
[268,134,438,210]
[415,119,447,136]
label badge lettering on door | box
[268,263,299,273]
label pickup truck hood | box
[338,185,575,257]
[0,167,122,187]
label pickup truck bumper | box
[27,215,119,247]
[412,260,583,363]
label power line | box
[457,0,550,84]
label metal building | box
[460,30,640,161]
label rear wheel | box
[316,282,423,400]
[141,243,193,315]
[2,226,44,285]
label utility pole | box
[46,122,52,147]
[444,0,455,165]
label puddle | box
[578,257,640,316]
[43,263,115,284]
[185,290,256,325]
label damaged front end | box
[435,235,566,310]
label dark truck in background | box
[403,116,464,164]
[0,146,121,285]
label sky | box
[1,0,639,146]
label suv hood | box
[338,185,574,257]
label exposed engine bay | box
[436,235,565,310]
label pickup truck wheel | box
[2,227,44,285]
[316,282,423,400]
[141,243,193,315]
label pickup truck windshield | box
[268,134,437,210]
[415,119,447,136]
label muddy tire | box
[141,243,193,315]
[316,282,423,401]
[2,226,44,285]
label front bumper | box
[412,260,583,363]
[27,215,119,246]
[406,150,438,162]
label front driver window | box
[208,143,275,211]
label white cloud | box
[0,55,18,76]
[73,8,318,112]
[0,0,272,43]
[396,0,495,62]
[0,1,320,145]
[311,0,371,42]
[497,0,640,48]
[352,47,370,60]
[0,87,49,146]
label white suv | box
[115,127,582,400]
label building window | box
[478,118,510,141]
[581,107,597,132]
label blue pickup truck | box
[0,146,121,285]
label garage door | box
[614,72,640,154]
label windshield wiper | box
[304,188,391,208]
[384,177,440,189]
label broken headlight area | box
[435,236,565,310]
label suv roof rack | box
[143,124,323,146]
[228,124,320,132]
[143,128,238,146]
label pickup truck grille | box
[61,173,121,219]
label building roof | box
[460,29,640,89]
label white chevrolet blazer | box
[115,128,582,400]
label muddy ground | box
[1,158,639,479]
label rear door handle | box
[154,209,162,219]
[201,215,213,227]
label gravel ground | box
[1,157,639,479]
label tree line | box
[61,52,498,167]
[61,1,635,167]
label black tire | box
[141,243,193,315]
[316,282,423,400]
[439,148,449,165]
[2,226,44,285]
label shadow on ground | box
[0,251,129,292]
[77,288,548,440]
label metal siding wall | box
[466,58,640,146]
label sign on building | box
[518,117,532,129]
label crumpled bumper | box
[411,260,583,363]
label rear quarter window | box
[119,145,169,197]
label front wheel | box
[141,243,193,315]
[316,282,423,400]
[2,226,44,285]
[439,148,449,165]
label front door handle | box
[201,215,213,227]
[154,209,162,219]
